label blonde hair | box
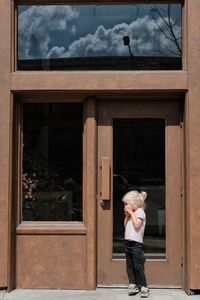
[122,190,147,208]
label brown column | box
[83,98,97,289]
[187,0,200,291]
[0,0,11,288]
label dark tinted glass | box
[22,103,83,221]
[17,4,182,70]
[113,119,165,258]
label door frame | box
[9,95,98,290]
[97,98,184,287]
[8,93,186,290]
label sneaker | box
[128,283,139,295]
[140,286,150,298]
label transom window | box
[17,3,182,70]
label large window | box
[22,103,83,221]
[17,3,182,70]
[113,119,165,258]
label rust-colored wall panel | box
[0,0,11,287]
[83,98,97,290]
[0,91,11,287]
[16,235,86,289]
[11,71,188,92]
[187,0,200,290]
[2,0,200,291]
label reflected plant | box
[22,172,38,200]
[22,141,60,201]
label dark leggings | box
[124,239,147,287]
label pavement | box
[0,289,200,300]
[0,291,6,300]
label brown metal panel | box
[83,98,97,290]
[0,0,12,288]
[15,235,86,289]
[0,0,191,291]
[187,0,200,290]
[11,71,188,92]
[97,100,182,287]
[0,90,11,288]
[16,222,87,235]
[182,93,189,293]
[7,96,18,292]
[16,0,184,4]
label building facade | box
[0,0,200,294]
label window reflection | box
[113,119,165,258]
[22,103,83,221]
[17,4,182,70]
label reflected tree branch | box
[152,16,178,43]
[167,5,182,54]
[163,44,180,56]
[151,4,182,56]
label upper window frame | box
[15,1,184,72]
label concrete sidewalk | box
[1,289,200,300]
[0,291,6,300]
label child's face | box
[125,201,139,212]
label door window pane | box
[22,103,83,221]
[17,4,182,70]
[113,119,165,258]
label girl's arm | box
[129,211,143,229]
[124,215,129,227]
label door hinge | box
[180,111,183,128]
[180,184,183,198]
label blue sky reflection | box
[18,4,182,60]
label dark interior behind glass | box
[22,103,83,221]
[113,119,165,258]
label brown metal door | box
[97,100,182,287]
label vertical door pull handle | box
[100,157,110,201]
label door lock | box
[99,199,106,207]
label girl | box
[122,190,149,298]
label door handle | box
[100,157,111,205]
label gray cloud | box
[61,16,181,58]
[46,46,66,58]
[18,5,79,59]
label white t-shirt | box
[125,208,146,243]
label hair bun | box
[140,191,147,201]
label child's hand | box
[124,206,133,216]
[124,207,129,216]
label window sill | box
[16,221,87,235]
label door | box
[97,100,182,287]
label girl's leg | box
[131,243,147,287]
[124,240,136,284]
